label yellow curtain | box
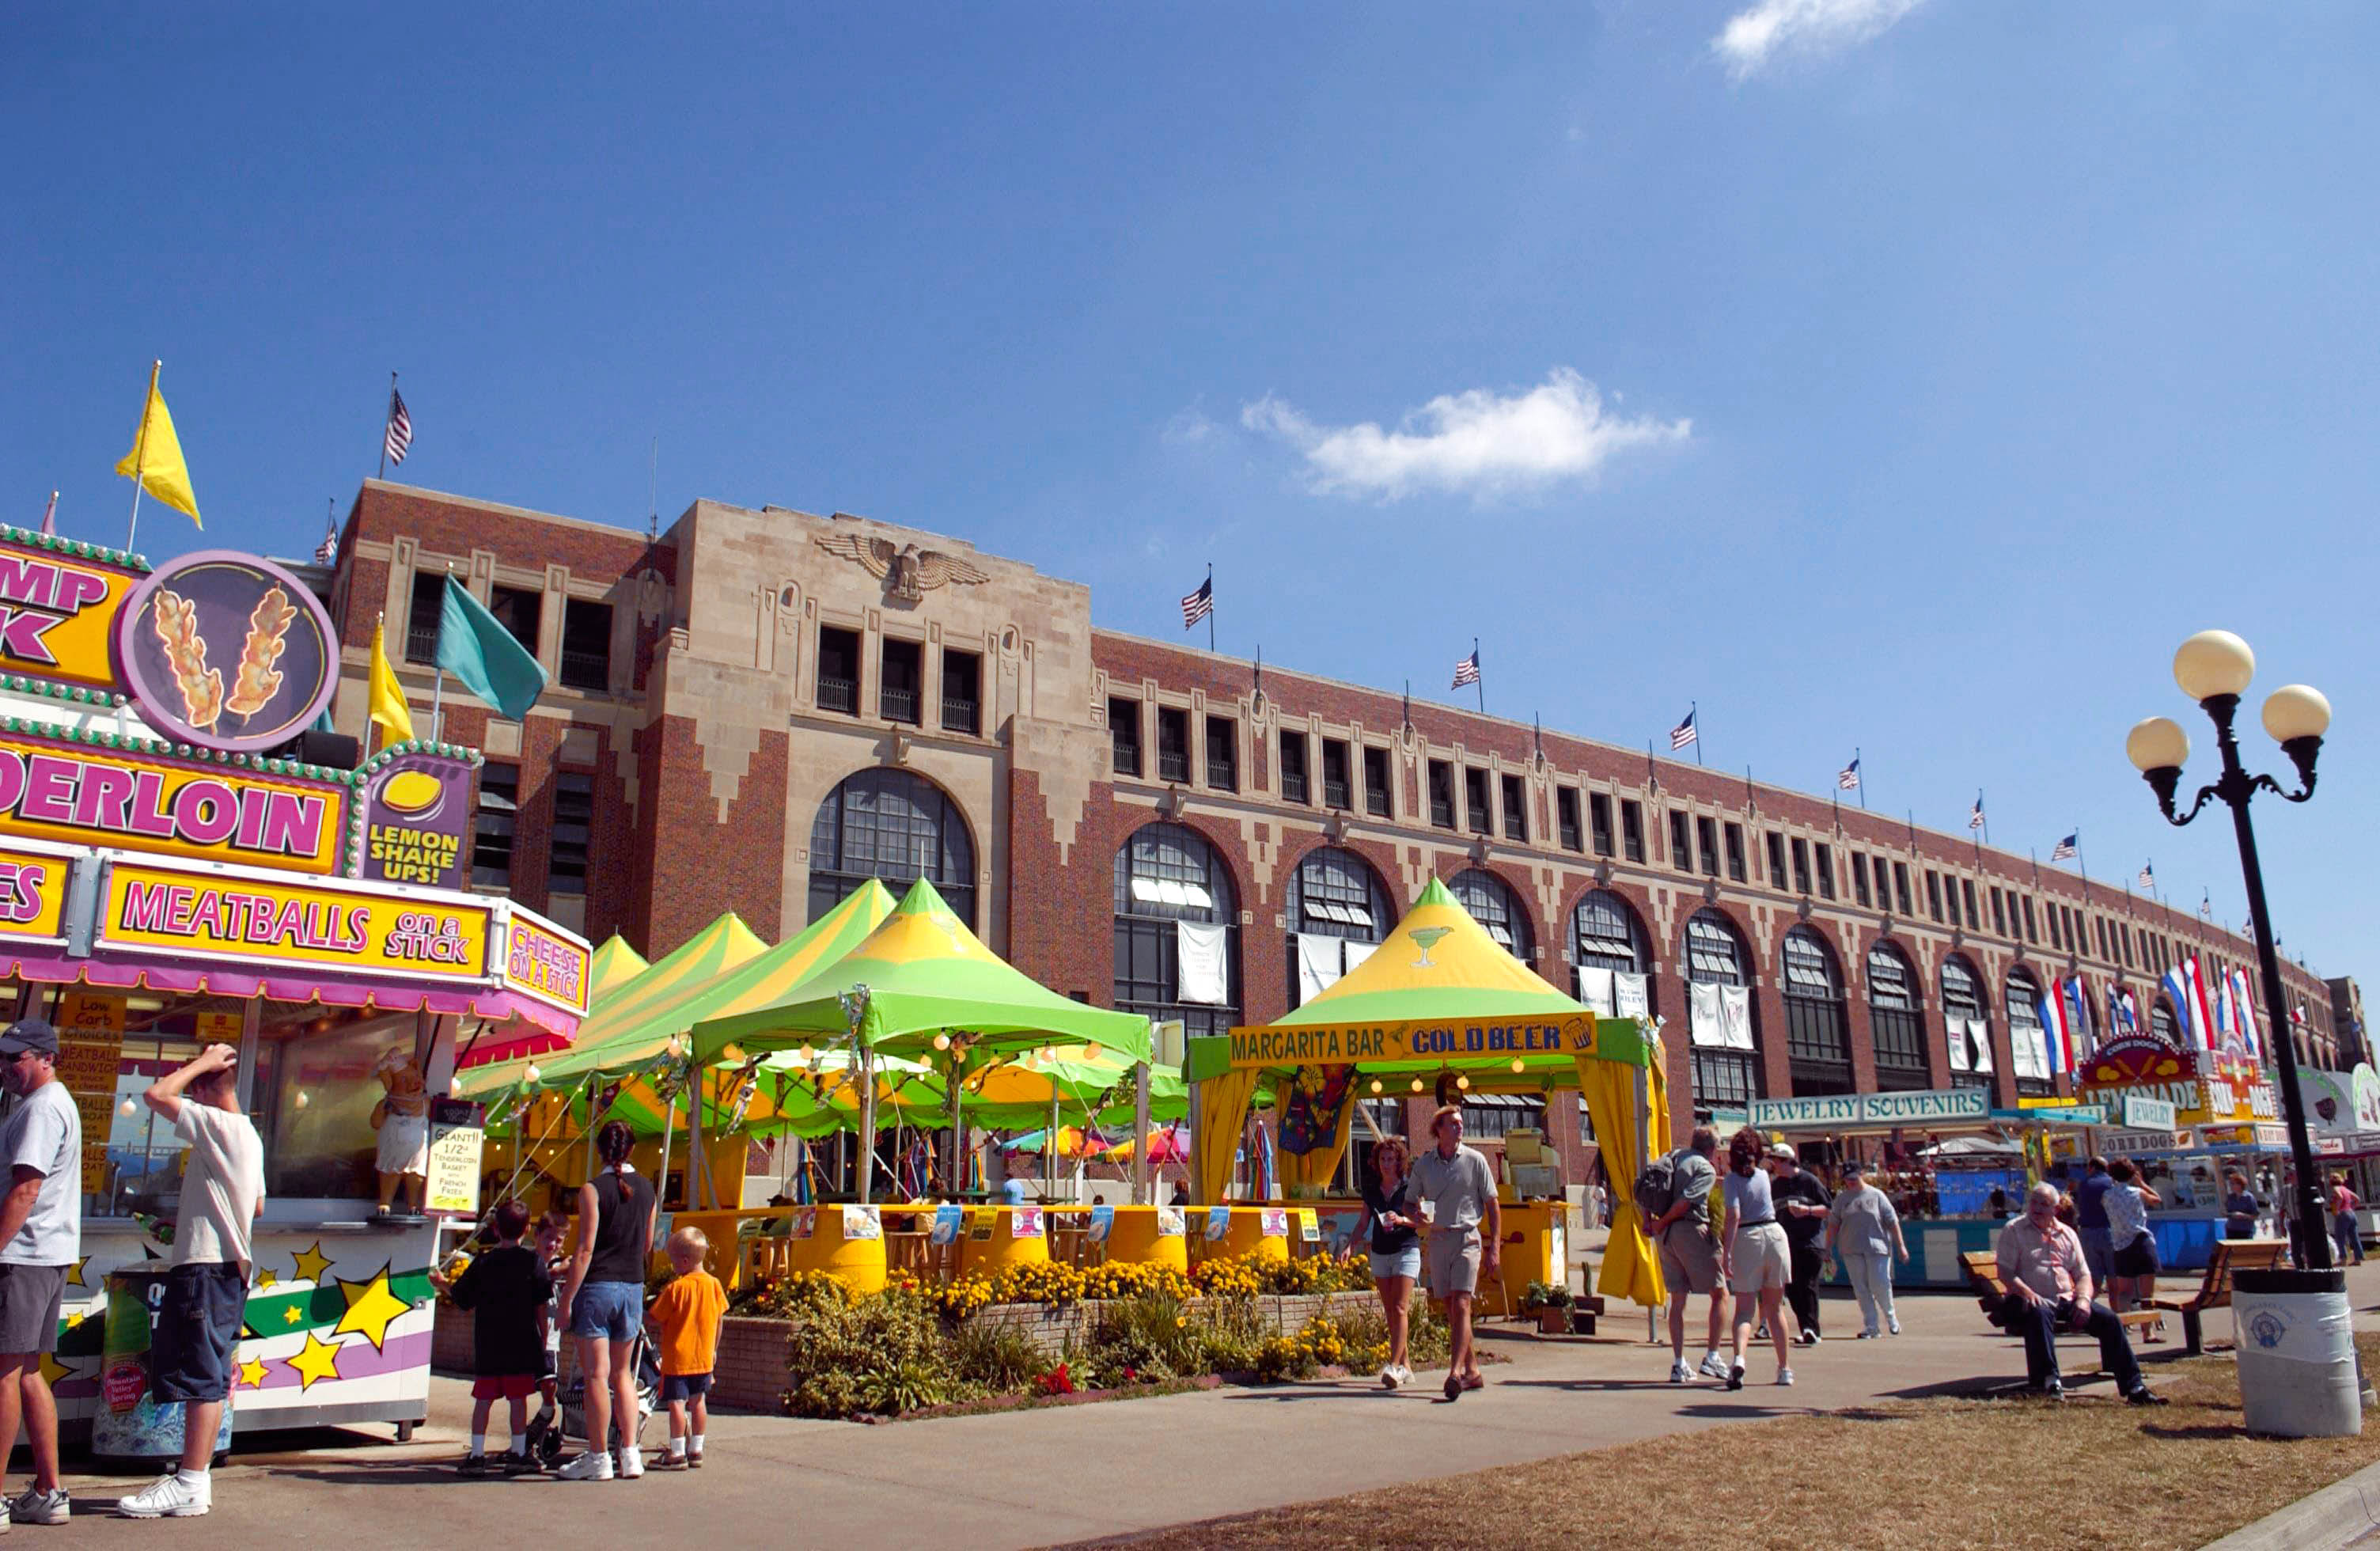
[1275,1079,1356,1196]
[1192,1067,1261,1205]
[1579,1044,1670,1309]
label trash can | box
[2233,1267,2361,1438]
[92,1269,237,1469]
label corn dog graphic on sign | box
[119,552,339,754]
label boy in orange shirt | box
[648,1227,728,1469]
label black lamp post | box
[2127,629,2334,1270]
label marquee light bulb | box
[1409,1078,1423,1093]
[1510,1057,1525,1073]
[1370,1079,1382,1094]
[1456,1075,1472,1090]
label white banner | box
[1176,920,1230,1006]
[1294,935,1342,1004]
[1689,982,1725,1048]
[1719,984,1754,1051]
[1968,1018,1993,1076]
[1576,965,1616,1016]
[1615,972,1650,1022]
[1947,1018,1971,1073]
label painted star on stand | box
[237,1356,268,1391]
[290,1242,335,1284]
[255,1269,278,1290]
[37,1352,70,1388]
[65,1257,88,1288]
[333,1264,412,1352]
[286,1331,343,1391]
[282,1306,303,1326]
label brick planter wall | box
[434,1290,1385,1416]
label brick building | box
[321,480,2348,1180]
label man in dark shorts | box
[117,1042,263,1520]
[0,1018,79,1526]
[1768,1143,1832,1344]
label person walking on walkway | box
[114,1043,264,1520]
[1359,1137,1420,1390]
[1408,1106,1499,1402]
[1821,1162,1907,1337]
[2071,1156,2116,1290]
[2222,1171,2261,1241]
[1720,1129,1793,1389]
[2103,1159,2162,1317]
[2329,1174,2365,1265]
[1768,1143,1830,1346]
[1995,1182,2166,1405]
[557,1121,655,1480]
[0,1019,78,1527]
[1641,1126,1729,1384]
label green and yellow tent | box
[1201,876,1666,1306]
[587,934,651,1002]
[532,910,771,1084]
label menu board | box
[423,1098,486,1217]
[54,992,127,1184]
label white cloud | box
[1239,369,1688,502]
[1714,0,1927,81]
[1161,404,1219,447]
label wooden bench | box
[1957,1250,2161,1345]
[2145,1238,2287,1355]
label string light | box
[1369,1079,1383,1094]
[294,1090,310,1109]
[1456,1075,1472,1091]
[449,1074,464,1095]
[118,1098,138,1117]
[798,1044,815,1064]
[1409,1078,1423,1093]
[1510,1057,1525,1073]
[934,1033,951,1051]
[524,1064,541,1084]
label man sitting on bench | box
[1995,1183,2168,1406]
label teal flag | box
[437,575,549,721]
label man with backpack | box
[1639,1125,1728,1383]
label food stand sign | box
[1750,1088,1990,1130]
[500,912,592,1016]
[1227,1012,1597,1068]
[0,535,144,696]
[115,552,339,755]
[96,857,492,980]
[360,753,474,889]
[423,1098,485,1216]
[2121,1094,2177,1132]
[0,732,343,874]
[0,840,74,944]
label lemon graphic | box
[381,770,444,817]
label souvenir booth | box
[0,529,589,1449]
[1189,878,1668,1314]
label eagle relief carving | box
[813,533,991,602]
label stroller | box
[527,1327,660,1469]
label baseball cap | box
[1841,1159,1865,1177]
[0,1019,58,1058]
[1768,1142,1797,1162]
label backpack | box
[1635,1149,1685,1221]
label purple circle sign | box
[116,551,339,753]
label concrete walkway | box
[31,1259,2380,1548]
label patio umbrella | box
[999,1125,1104,1158]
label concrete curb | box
[2201,1454,2380,1551]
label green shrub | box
[947,1322,1047,1394]
[782,1284,957,1418]
[1085,1294,1212,1387]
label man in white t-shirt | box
[117,1044,264,1521]
[0,1018,79,1527]
[1407,1105,1501,1403]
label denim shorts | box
[153,1262,248,1404]
[1367,1246,1420,1282]
[570,1280,643,1343]
[660,1372,712,1403]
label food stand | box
[1191,878,1666,1314]
[2076,1033,2281,1271]
[0,528,589,1443]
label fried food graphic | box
[150,589,223,729]
[225,584,298,719]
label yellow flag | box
[113,361,202,528]
[368,618,415,745]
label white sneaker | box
[1698,1352,1730,1380]
[8,1486,68,1525]
[1669,1359,1692,1383]
[555,1451,614,1481]
[1887,1317,1901,1336]
[618,1447,644,1481]
[1379,1365,1400,1390]
[116,1474,210,1519]
[1778,1367,1795,1386]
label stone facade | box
[329,480,2348,1177]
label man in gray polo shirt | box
[0,1018,80,1526]
[1408,1105,1500,1402]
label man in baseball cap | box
[0,1018,78,1525]
[1766,1142,1832,1346]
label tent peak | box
[1415,876,1458,906]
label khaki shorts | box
[1729,1222,1790,1295]
[1658,1224,1721,1296]
[1426,1227,1482,1298]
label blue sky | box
[6,2,2374,980]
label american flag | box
[2199,893,2212,921]
[1451,649,1480,689]
[2052,832,2078,861]
[1969,793,1986,831]
[1669,707,1696,750]
[385,389,413,466]
[2137,862,2155,892]
[314,518,339,566]
[1181,575,1212,629]
[1837,757,1859,791]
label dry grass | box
[1092,1336,2380,1551]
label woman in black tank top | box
[555,1121,654,1479]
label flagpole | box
[379,371,396,480]
[1472,639,1483,715]
[126,360,158,554]
[1206,563,1215,654]
[1855,746,1866,810]
[1692,700,1702,766]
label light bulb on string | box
[1456,1074,1471,1091]
[934,1033,951,1051]
[1369,1079,1383,1094]
[1409,1078,1423,1093]
[1510,1057,1525,1073]
[118,1098,138,1118]
[294,1090,310,1109]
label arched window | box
[807,768,976,927]
[1684,908,1760,1114]
[2007,969,2052,1097]
[1941,955,1991,1092]
[1867,943,1927,1090]
[1447,869,1534,962]
[1287,847,1394,1007]
[1287,848,1393,943]
[1781,927,1853,1094]
[1571,889,1655,1020]
[2150,996,2181,1048]
[1112,823,1240,1041]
